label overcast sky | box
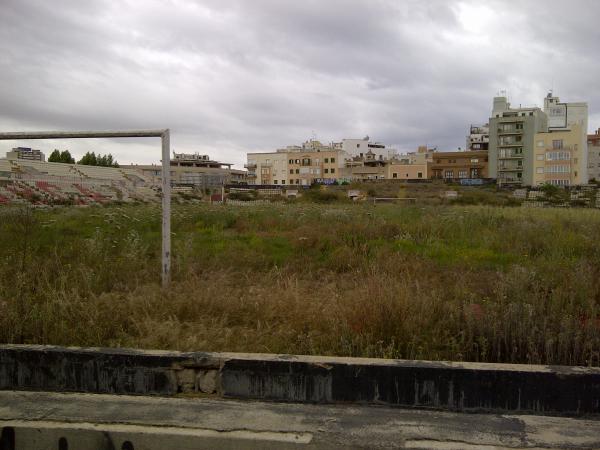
[1,0,599,167]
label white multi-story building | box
[339,137,398,160]
[466,124,489,151]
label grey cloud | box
[0,0,598,167]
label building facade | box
[387,162,427,180]
[6,147,45,162]
[533,125,586,186]
[488,93,588,186]
[466,124,489,151]
[488,96,548,185]
[246,140,348,186]
[135,152,246,188]
[542,93,588,184]
[339,137,398,160]
[588,129,600,182]
[429,150,488,180]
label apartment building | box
[339,137,398,160]
[466,124,489,151]
[245,151,288,185]
[533,124,586,186]
[246,140,347,186]
[429,150,488,180]
[488,96,548,185]
[6,147,45,162]
[489,93,588,186]
[588,129,600,181]
[542,93,588,184]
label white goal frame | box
[0,129,172,288]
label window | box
[289,159,293,164]
[458,170,467,178]
[514,147,523,155]
[546,151,570,161]
[265,159,270,164]
[295,169,299,174]
[471,158,479,163]
[289,179,293,183]
[444,170,453,179]
[536,167,544,174]
[517,160,523,167]
[281,180,286,184]
[418,172,423,178]
[302,158,311,166]
[289,169,293,174]
[356,144,360,148]
[330,168,335,174]
[274,180,278,184]
[516,123,523,130]
[324,158,329,163]
[295,179,299,184]
[536,154,544,161]
[295,159,300,164]
[516,135,522,142]
[331,157,335,163]
[537,140,545,147]
[393,173,398,178]
[552,140,563,149]
[324,168,329,173]
[545,165,570,173]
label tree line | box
[48,150,119,167]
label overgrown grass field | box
[1,202,600,366]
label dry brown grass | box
[1,202,600,366]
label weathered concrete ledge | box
[1,344,599,417]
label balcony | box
[498,142,524,147]
[247,172,257,178]
[244,163,257,169]
[497,129,524,136]
[497,167,523,172]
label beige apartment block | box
[533,124,585,186]
[245,151,288,185]
[247,140,348,186]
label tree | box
[48,149,75,164]
[77,151,118,167]
[48,150,61,162]
[59,150,75,164]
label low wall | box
[1,345,600,417]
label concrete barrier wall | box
[1,344,600,416]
